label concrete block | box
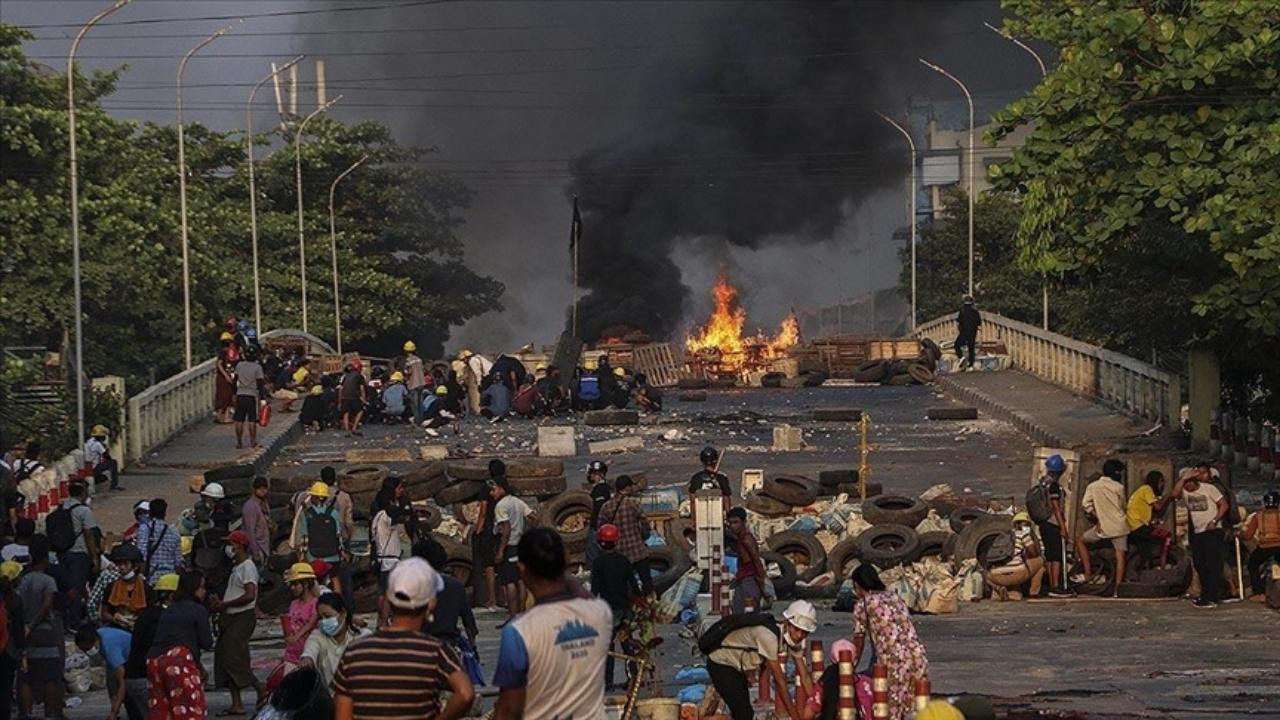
[419,445,450,461]
[588,436,645,454]
[772,425,804,452]
[345,448,412,463]
[537,426,577,457]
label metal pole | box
[247,55,304,334]
[178,20,240,369]
[328,155,368,355]
[294,96,342,334]
[920,59,974,296]
[984,23,1050,328]
[877,112,917,330]
[67,0,130,452]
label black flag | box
[569,196,582,250]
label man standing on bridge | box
[955,295,981,370]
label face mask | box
[224,545,237,560]
[122,571,137,581]
[783,632,804,651]
[318,617,342,637]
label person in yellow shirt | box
[1126,470,1174,569]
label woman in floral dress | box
[849,564,929,720]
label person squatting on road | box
[985,512,1046,599]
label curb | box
[243,416,302,475]
[935,374,1071,449]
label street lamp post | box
[877,112,918,331]
[294,96,342,334]
[920,58,975,297]
[67,0,130,451]
[328,155,369,355]
[984,22,1051,330]
[246,55,304,334]
[177,20,240,369]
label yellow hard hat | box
[435,385,449,396]
[1013,511,1032,525]
[584,359,598,371]
[459,349,474,360]
[179,536,193,556]
[390,371,405,382]
[285,562,317,582]
[91,425,109,437]
[914,700,964,720]
[154,573,181,592]
[309,481,331,498]
[535,363,548,371]
[0,561,21,581]
[613,367,626,378]
[403,340,416,352]
[310,385,323,396]
[219,331,233,341]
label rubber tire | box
[800,370,829,388]
[760,373,784,388]
[761,475,819,507]
[826,538,861,580]
[710,378,737,389]
[884,373,915,386]
[351,573,382,614]
[504,459,566,478]
[1070,547,1118,596]
[437,535,473,586]
[908,364,935,384]
[917,531,952,559]
[761,551,797,600]
[584,409,640,426]
[415,503,443,531]
[949,508,990,534]
[855,525,922,569]
[852,360,888,384]
[538,490,593,555]
[270,475,315,495]
[766,531,829,582]
[216,475,258,499]
[679,391,708,402]
[792,581,839,600]
[339,464,391,494]
[257,570,291,615]
[204,464,256,483]
[818,469,859,487]
[921,338,943,363]
[863,495,929,528]
[811,408,862,422]
[435,480,488,505]
[647,545,692,595]
[677,378,711,390]
[744,491,792,518]
[1129,547,1192,594]
[665,517,694,548]
[445,461,494,481]
[927,407,979,421]
[404,473,452,503]
[953,514,1013,569]
[508,475,567,498]
[821,482,882,499]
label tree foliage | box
[0,24,502,393]
[986,0,1280,418]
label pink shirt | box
[284,596,317,664]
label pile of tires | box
[744,474,820,517]
[1070,545,1194,598]
[851,341,940,386]
[437,458,566,505]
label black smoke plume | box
[569,1,971,342]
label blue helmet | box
[237,319,249,332]
[246,328,257,339]
[1045,454,1066,473]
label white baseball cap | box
[385,557,444,610]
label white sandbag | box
[915,509,951,534]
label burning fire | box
[686,275,800,370]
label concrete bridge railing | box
[914,312,1181,429]
[126,328,334,464]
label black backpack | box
[697,612,780,655]
[305,503,341,558]
[1026,483,1054,524]
[46,502,84,554]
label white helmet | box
[201,482,226,499]
[782,600,818,633]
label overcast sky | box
[4,0,1041,351]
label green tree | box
[988,0,1280,418]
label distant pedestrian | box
[1238,489,1280,599]
[955,295,981,370]
[50,480,99,630]
[146,571,213,720]
[490,477,535,622]
[18,535,65,720]
[339,361,367,436]
[212,530,263,714]
[372,477,409,589]
[726,507,766,612]
[472,462,502,610]
[125,573,178,720]
[596,475,654,595]
[283,562,321,673]
[1172,464,1229,608]
[403,341,427,426]
[689,446,731,536]
[233,344,267,448]
[584,460,611,568]
[1029,454,1072,597]
[215,332,237,424]
[241,477,273,565]
[75,623,136,720]
[84,424,121,491]
[414,538,482,687]
[590,524,641,690]
[135,498,180,585]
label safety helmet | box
[352,358,363,371]
[109,544,143,564]
[435,385,449,396]
[613,367,626,378]
[310,385,323,396]
[781,600,818,633]
[915,700,964,720]
[536,363,548,371]
[91,424,109,437]
[237,319,249,331]
[1012,511,1032,525]
[0,561,23,581]
[588,460,607,475]
[246,328,257,339]
[390,371,405,382]
[154,574,181,592]
[963,295,975,305]
[597,524,620,544]
[1264,489,1280,509]
[309,481,331,498]
[201,482,226,499]
[179,536,193,556]
[459,349,474,360]
[404,340,416,352]
[219,331,234,341]
[584,359,598,371]
[284,562,317,583]
[700,446,719,466]
[1045,454,1067,473]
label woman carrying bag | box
[849,564,928,720]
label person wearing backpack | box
[299,482,345,583]
[1237,489,1280,600]
[700,600,817,720]
[49,480,100,631]
[1029,454,1072,598]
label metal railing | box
[914,312,1181,429]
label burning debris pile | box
[684,274,800,377]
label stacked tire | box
[440,458,566,504]
[851,351,937,386]
[745,474,819,517]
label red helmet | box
[597,524,620,544]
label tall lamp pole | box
[328,155,369,355]
[984,22,1051,330]
[294,96,342,334]
[177,20,240,369]
[877,112,918,330]
[246,55,304,335]
[67,0,130,451]
[920,58,975,297]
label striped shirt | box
[332,629,461,719]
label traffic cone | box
[914,677,931,712]
[837,650,855,720]
[872,665,889,720]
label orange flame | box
[686,275,800,370]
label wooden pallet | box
[629,342,686,387]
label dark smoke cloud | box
[569,1,970,342]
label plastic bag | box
[254,667,334,720]
[676,684,708,703]
[915,510,950,534]
[674,666,711,684]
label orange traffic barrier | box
[872,665,889,720]
[810,640,824,685]
[914,677,931,712]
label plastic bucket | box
[635,698,681,720]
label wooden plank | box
[630,342,685,388]
[550,333,585,391]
